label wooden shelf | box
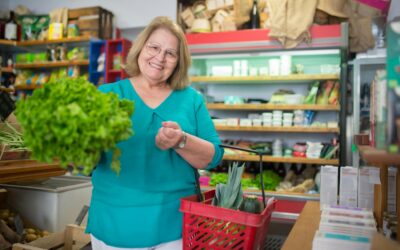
[223,154,339,165]
[14,85,42,90]
[0,39,16,46]
[358,145,400,166]
[0,159,66,183]
[215,125,339,133]
[0,86,14,92]
[16,37,91,46]
[207,103,340,111]
[191,74,339,83]
[15,60,89,69]
[1,67,14,73]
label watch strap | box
[173,131,187,149]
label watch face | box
[178,141,185,148]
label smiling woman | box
[86,16,224,250]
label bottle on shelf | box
[249,0,260,29]
[5,11,17,41]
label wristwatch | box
[174,131,187,149]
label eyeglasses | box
[145,43,179,63]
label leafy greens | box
[15,78,134,175]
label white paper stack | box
[358,166,380,209]
[320,165,339,207]
[339,166,358,207]
[312,231,371,250]
[312,205,377,250]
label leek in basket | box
[212,162,245,210]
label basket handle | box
[193,144,269,207]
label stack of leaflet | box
[312,205,377,250]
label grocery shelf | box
[0,37,92,53]
[358,145,400,166]
[14,85,42,90]
[215,125,339,133]
[223,154,339,165]
[0,39,16,46]
[16,37,91,46]
[207,103,340,111]
[191,74,339,84]
[15,60,89,69]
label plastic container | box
[1,176,92,232]
[180,189,276,250]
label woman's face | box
[138,27,179,85]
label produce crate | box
[0,118,31,161]
[12,224,90,250]
[68,6,113,39]
[180,189,276,250]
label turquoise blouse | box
[86,79,224,248]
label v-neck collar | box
[125,78,174,111]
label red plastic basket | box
[180,189,276,250]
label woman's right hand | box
[155,121,183,150]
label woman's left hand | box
[155,121,183,150]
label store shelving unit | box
[186,24,348,208]
[105,38,131,83]
[0,37,92,90]
[89,40,106,85]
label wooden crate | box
[0,159,66,183]
[12,224,90,250]
[68,6,113,39]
